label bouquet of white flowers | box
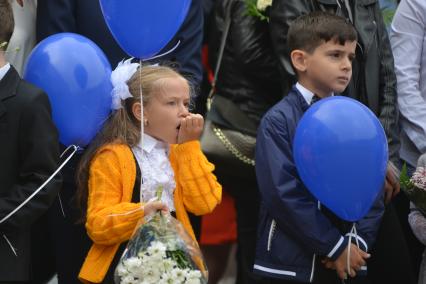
[114,210,208,284]
[400,164,426,216]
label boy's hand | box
[384,164,400,204]
[143,200,168,216]
[325,244,370,280]
[16,0,23,6]
[177,113,204,144]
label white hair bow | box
[111,58,139,110]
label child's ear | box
[290,49,308,73]
[132,102,142,121]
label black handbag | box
[200,1,257,191]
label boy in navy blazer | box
[254,12,384,284]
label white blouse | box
[132,134,176,211]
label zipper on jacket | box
[267,219,276,251]
[309,201,320,282]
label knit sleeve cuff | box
[327,235,349,261]
[173,140,202,159]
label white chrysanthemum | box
[123,257,142,272]
[116,263,129,277]
[170,268,186,283]
[143,267,161,282]
[256,0,272,11]
[159,272,176,284]
[120,275,137,284]
[187,270,202,279]
[160,258,176,271]
[147,241,167,258]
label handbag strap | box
[207,1,233,109]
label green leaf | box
[381,8,395,26]
[400,163,418,198]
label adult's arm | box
[390,0,426,155]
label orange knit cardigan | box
[78,141,222,283]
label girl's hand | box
[177,113,204,144]
[143,201,168,216]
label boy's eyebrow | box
[326,49,355,55]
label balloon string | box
[0,145,79,256]
[345,223,359,283]
[139,59,144,204]
[2,235,17,256]
[57,192,66,218]
[0,145,79,225]
[56,145,82,218]
[143,40,180,61]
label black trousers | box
[367,201,418,284]
[232,177,269,284]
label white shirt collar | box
[137,133,168,154]
[0,63,11,82]
[295,82,334,105]
[296,82,315,105]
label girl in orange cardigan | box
[76,61,222,283]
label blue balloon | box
[24,33,112,147]
[293,97,388,221]
[99,0,191,59]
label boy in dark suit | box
[254,12,384,284]
[0,1,61,282]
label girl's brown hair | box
[76,64,188,223]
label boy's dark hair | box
[288,11,357,54]
[0,0,14,51]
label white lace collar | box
[132,134,176,211]
[138,133,168,153]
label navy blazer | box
[254,87,384,283]
[0,66,61,281]
[36,0,204,90]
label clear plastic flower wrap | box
[114,211,208,284]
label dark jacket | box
[36,0,204,90]
[269,0,400,164]
[208,0,283,128]
[254,87,384,283]
[0,66,61,281]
